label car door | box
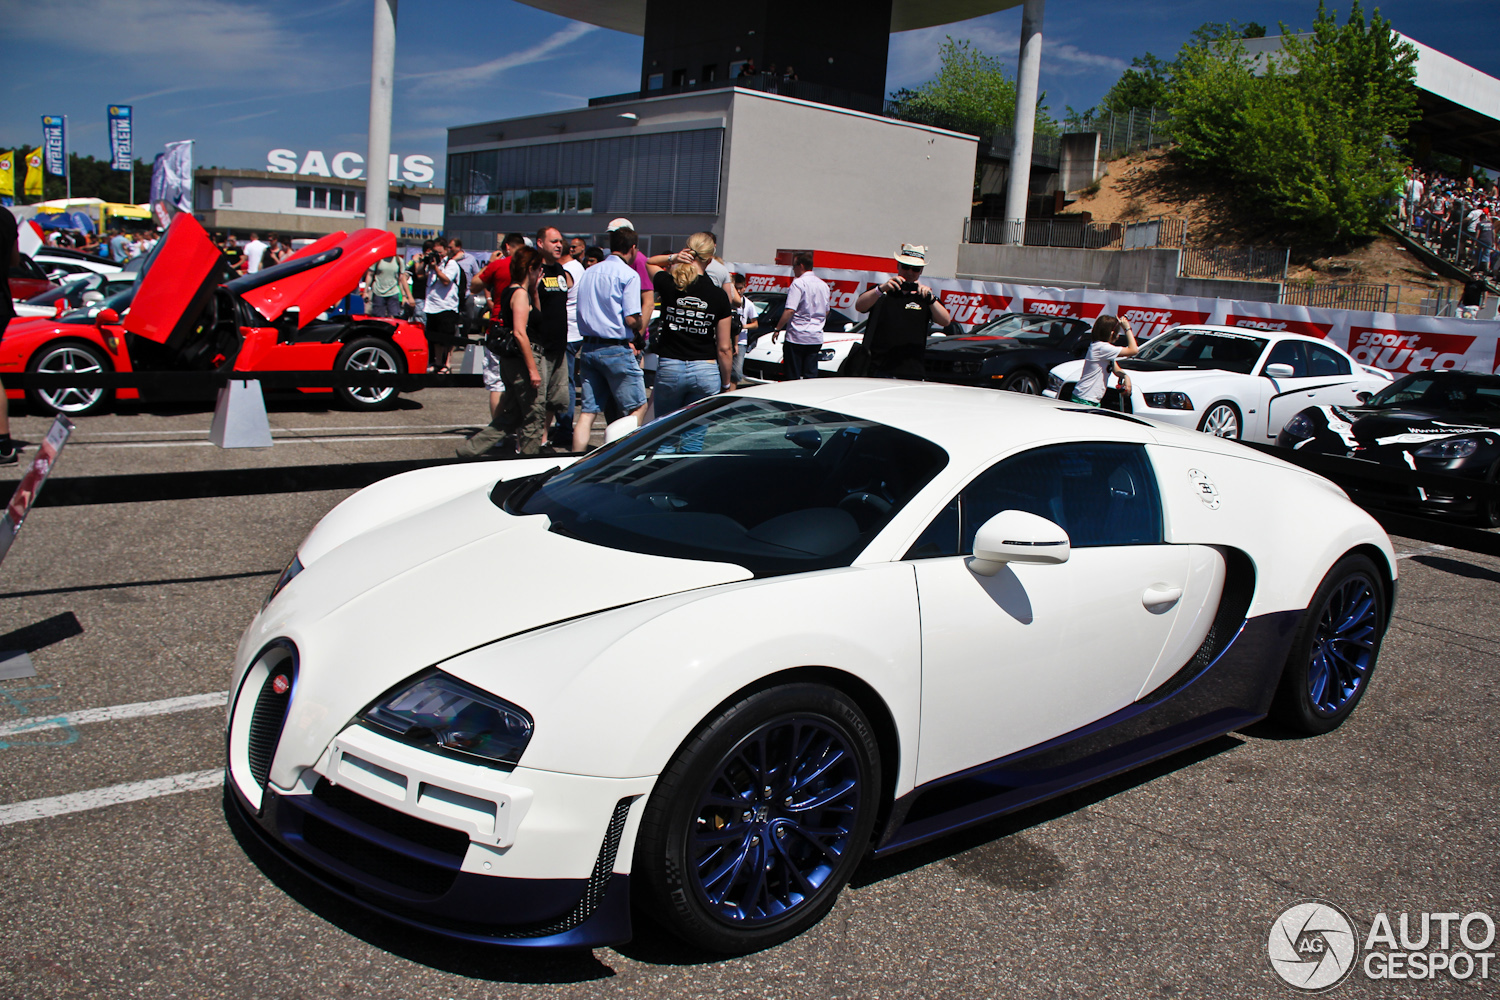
[910,442,1217,784]
[1261,338,1362,438]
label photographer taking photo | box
[1071,314,1137,408]
[415,237,461,373]
[852,244,951,378]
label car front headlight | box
[1415,437,1479,459]
[1046,373,1064,394]
[1144,392,1194,410]
[264,554,304,608]
[1282,413,1317,441]
[361,671,534,770]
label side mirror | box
[81,290,104,304]
[1265,363,1295,378]
[843,323,855,332]
[1355,391,1372,404]
[968,510,1070,576]
[96,308,120,326]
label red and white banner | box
[728,263,1500,376]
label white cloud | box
[403,22,597,93]
[6,0,316,75]
[888,17,1126,89]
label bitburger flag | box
[149,139,192,226]
[24,147,44,198]
[0,150,13,200]
[107,106,133,171]
[40,116,66,176]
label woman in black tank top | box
[457,247,545,457]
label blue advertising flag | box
[108,106,133,171]
[40,116,66,176]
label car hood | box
[1345,408,1499,448]
[926,336,1043,357]
[245,477,753,783]
[1051,359,1240,388]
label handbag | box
[484,319,521,358]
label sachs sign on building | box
[266,149,435,184]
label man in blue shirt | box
[571,226,646,453]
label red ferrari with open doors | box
[0,214,428,416]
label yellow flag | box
[0,150,13,198]
[24,147,44,198]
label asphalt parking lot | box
[0,387,1496,1000]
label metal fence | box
[963,215,1187,250]
[1280,283,1398,312]
[1180,246,1290,282]
[1068,107,1172,159]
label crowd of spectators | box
[1396,166,1499,283]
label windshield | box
[966,314,1075,346]
[1131,328,1268,374]
[508,395,949,576]
[1365,373,1500,415]
[57,282,139,324]
[25,274,101,307]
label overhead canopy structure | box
[514,0,1022,34]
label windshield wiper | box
[507,465,562,512]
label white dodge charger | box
[1045,325,1392,440]
[226,379,1395,953]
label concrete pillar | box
[365,0,397,234]
[1003,0,1045,245]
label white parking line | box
[0,691,229,738]
[0,769,222,826]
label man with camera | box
[852,244,951,378]
[414,237,461,373]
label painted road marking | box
[0,691,228,738]
[1395,544,1451,560]
[0,769,222,826]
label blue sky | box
[3,0,1496,188]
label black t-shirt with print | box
[652,271,732,362]
[533,261,570,353]
[868,287,934,363]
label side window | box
[905,497,960,559]
[1263,340,1308,376]
[1306,342,1351,376]
[959,443,1163,551]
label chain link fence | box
[1067,107,1172,159]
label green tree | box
[1169,1,1417,242]
[1099,53,1174,116]
[888,38,1059,139]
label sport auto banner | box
[40,116,66,176]
[107,106,133,172]
[0,416,74,567]
[727,263,1500,377]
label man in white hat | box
[607,217,655,333]
[852,244,950,378]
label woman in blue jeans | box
[648,232,734,426]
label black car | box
[1277,370,1500,526]
[922,313,1093,394]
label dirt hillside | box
[1062,147,1463,309]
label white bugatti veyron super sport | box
[226,379,1394,953]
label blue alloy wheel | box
[689,716,862,925]
[634,683,880,953]
[1272,554,1386,734]
[1307,575,1378,716]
